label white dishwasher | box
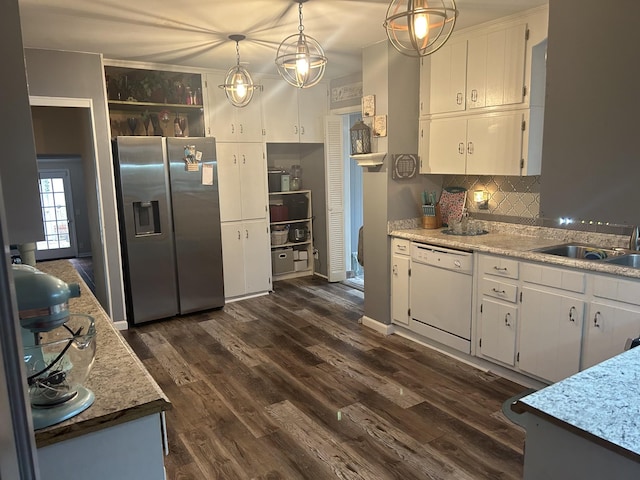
[410,243,473,353]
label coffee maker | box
[12,265,97,429]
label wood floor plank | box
[266,399,396,480]
[308,344,425,409]
[342,402,475,480]
[199,318,271,367]
[137,330,201,385]
[124,276,527,479]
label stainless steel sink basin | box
[604,253,640,268]
[534,243,627,260]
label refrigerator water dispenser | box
[133,201,161,236]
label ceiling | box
[17,0,548,79]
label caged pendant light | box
[384,0,458,58]
[219,34,260,107]
[275,0,327,89]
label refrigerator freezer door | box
[114,137,179,324]
[166,137,225,313]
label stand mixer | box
[12,264,97,430]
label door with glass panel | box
[35,170,78,260]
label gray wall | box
[0,0,43,246]
[24,49,125,322]
[540,0,640,226]
[362,41,440,325]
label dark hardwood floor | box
[122,276,527,479]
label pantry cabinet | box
[262,78,327,143]
[220,219,271,299]
[217,142,268,222]
[204,72,263,142]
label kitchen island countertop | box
[390,226,640,279]
[33,260,170,448]
[515,345,640,462]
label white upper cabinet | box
[203,72,263,143]
[261,77,327,143]
[428,40,467,115]
[467,23,528,110]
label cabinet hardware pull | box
[569,306,576,322]
[392,265,398,275]
[242,155,246,165]
[458,143,465,155]
[398,245,406,251]
[231,124,235,134]
[301,126,305,135]
[245,230,249,239]
[456,92,463,104]
[491,287,506,295]
[471,89,478,102]
[237,230,241,240]
[240,124,244,134]
[233,154,237,165]
[467,142,474,154]
[594,311,601,328]
[504,312,511,327]
[294,126,298,135]
[493,266,508,272]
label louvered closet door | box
[324,115,346,282]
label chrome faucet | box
[630,226,640,251]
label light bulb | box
[414,13,429,40]
[235,81,247,99]
[296,56,309,76]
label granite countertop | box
[390,223,640,279]
[514,346,640,461]
[33,260,170,448]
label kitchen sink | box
[604,253,640,268]
[533,243,627,260]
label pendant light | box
[384,0,458,58]
[219,35,259,107]
[275,0,327,89]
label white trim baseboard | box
[360,315,394,336]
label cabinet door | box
[391,253,410,325]
[243,219,271,294]
[519,286,584,383]
[220,222,245,298]
[238,143,267,221]
[429,40,467,114]
[419,57,430,117]
[205,73,237,142]
[236,92,264,142]
[427,117,466,174]
[216,143,242,222]
[582,301,640,369]
[479,298,518,366]
[466,34,487,109]
[465,112,524,176]
[298,85,327,143]
[486,23,527,107]
[262,78,299,143]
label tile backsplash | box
[442,175,541,222]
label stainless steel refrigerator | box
[113,136,224,325]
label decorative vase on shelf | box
[149,114,161,136]
[142,115,151,136]
[127,117,138,136]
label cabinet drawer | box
[479,255,519,279]
[392,238,411,256]
[481,278,518,303]
[593,275,640,305]
[521,262,586,293]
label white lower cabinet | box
[519,286,584,382]
[479,298,518,366]
[221,220,271,299]
[582,274,640,369]
[391,239,410,326]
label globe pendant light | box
[384,0,458,58]
[275,0,327,89]
[219,35,259,107]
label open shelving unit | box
[269,190,314,280]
